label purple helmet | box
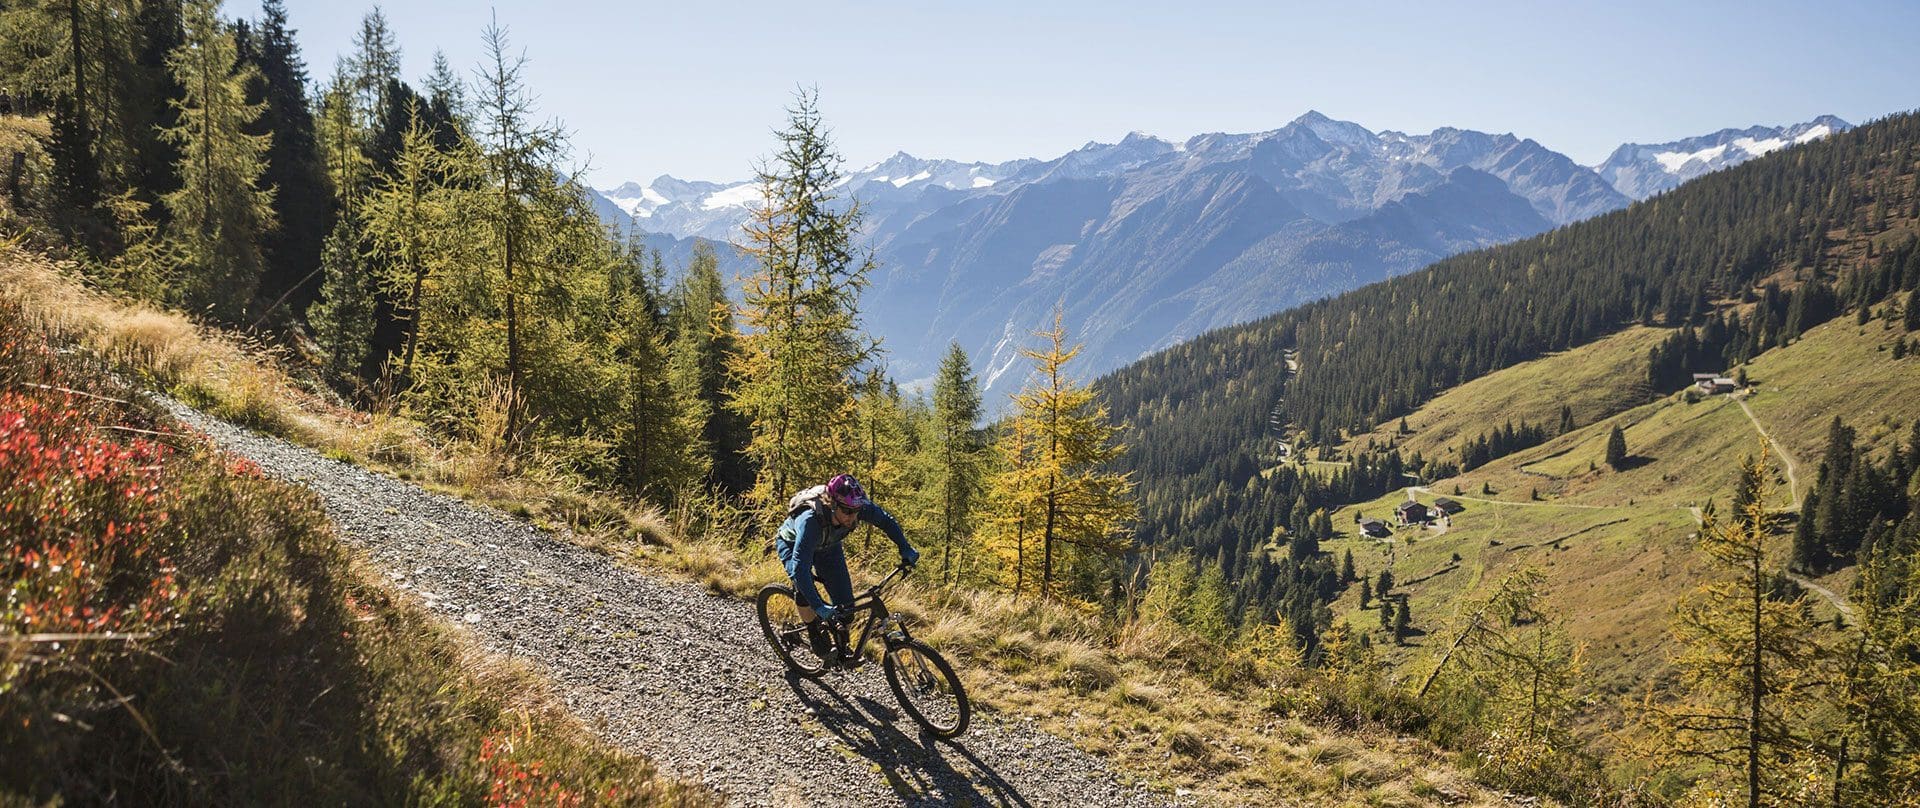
[826,474,869,510]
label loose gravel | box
[163,399,1181,808]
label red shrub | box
[1,391,181,638]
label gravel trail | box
[163,400,1178,808]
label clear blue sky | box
[261,0,1919,188]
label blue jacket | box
[778,502,911,610]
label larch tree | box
[1636,453,1826,807]
[472,15,568,449]
[1001,311,1135,602]
[726,88,874,517]
[1831,519,1920,803]
[161,0,274,320]
[359,101,473,392]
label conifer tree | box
[1605,425,1629,471]
[244,0,330,320]
[1638,454,1824,807]
[602,239,688,498]
[360,103,471,390]
[1359,576,1372,608]
[1831,519,1920,801]
[473,16,569,448]
[727,89,873,514]
[925,342,985,583]
[999,311,1135,601]
[667,241,750,491]
[1340,548,1355,584]
[1393,596,1412,644]
[161,0,275,320]
[1379,596,1394,632]
[310,216,374,381]
[1558,405,1575,435]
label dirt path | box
[163,399,1178,808]
[1406,486,1615,511]
[1736,396,1802,511]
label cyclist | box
[776,474,919,657]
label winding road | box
[162,399,1179,808]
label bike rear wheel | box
[883,639,969,738]
[756,584,828,678]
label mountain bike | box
[755,564,970,739]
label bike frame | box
[832,565,913,660]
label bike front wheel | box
[883,639,969,738]
[756,584,828,678]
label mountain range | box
[592,112,1849,400]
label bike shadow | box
[781,671,1034,808]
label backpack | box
[786,484,830,519]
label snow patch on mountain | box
[1595,116,1850,200]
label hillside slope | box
[1317,307,1920,725]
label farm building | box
[1395,500,1431,526]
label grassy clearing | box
[1343,326,1670,460]
[0,247,1520,805]
[0,291,708,805]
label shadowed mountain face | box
[592,112,1839,402]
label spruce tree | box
[1558,404,1575,435]
[667,241,750,492]
[1393,596,1411,644]
[1606,424,1629,471]
[161,0,276,320]
[929,341,985,584]
[1378,596,1394,632]
[244,0,331,320]
[310,216,374,382]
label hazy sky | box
[263,0,1919,188]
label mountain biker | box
[776,474,919,655]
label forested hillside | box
[1098,110,1920,802]
[1103,111,1919,611]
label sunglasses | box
[833,503,860,516]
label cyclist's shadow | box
[781,671,1034,808]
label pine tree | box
[1393,596,1411,645]
[1377,568,1393,596]
[1379,596,1394,632]
[603,239,688,498]
[161,0,275,320]
[1340,548,1355,584]
[1605,424,1629,471]
[1831,519,1920,801]
[1558,404,1575,435]
[128,0,186,214]
[1359,576,1372,608]
[1000,311,1135,602]
[727,88,873,515]
[346,6,399,121]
